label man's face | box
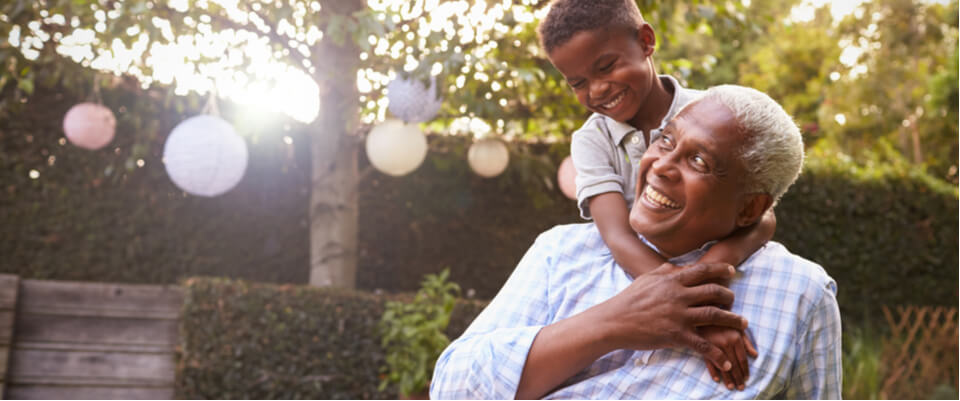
[546,26,657,125]
[628,99,751,257]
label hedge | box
[3,75,957,327]
[773,148,958,324]
[176,277,486,399]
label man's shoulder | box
[747,241,837,297]
[538,222,602,244]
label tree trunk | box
[309,1,363,287]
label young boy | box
[537,0,776,391]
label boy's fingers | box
[744,332,759,358]
[734,342,749,387]
[705,359,720,382]
[726,345,745,389]
[682,332,731,372]
[721,368,735,390]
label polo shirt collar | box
[606,75,685,145]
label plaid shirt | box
[431,223,842,399]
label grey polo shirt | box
[571,75,703,219]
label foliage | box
[177,276,485,399]
[842,326,884,399]
[378,268,460,397]
[774,146,958,325]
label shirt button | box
[631,135,640,144]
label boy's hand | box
[700,326,758,391]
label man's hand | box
[700,326,758,391]
[597,262,748,373]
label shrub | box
[774,148,958,325]
[379,269,460,397]
[176,277,485,399]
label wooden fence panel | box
[0,274,19,400]
[881,305,959,399]
[6,279,182,400]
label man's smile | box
[641,184,681,209]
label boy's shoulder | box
[571,112,633,144]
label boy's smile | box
[546,25,665,130]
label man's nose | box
[589,80,610,99]
[651,154,681,181]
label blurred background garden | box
[0,0,957,399]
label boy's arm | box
[699,209,776,266]
[589,192,666,278]
[696,209,775,391]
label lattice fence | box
[880,305,958,399]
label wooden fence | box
[0,274,182,399]
[881,305,959,399]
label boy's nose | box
[589,80,610,99]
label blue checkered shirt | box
[431,223,842,399]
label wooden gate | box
[2,276,182,399]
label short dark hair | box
[537,0,646,54]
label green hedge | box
[176,277,486,399]
[3,76,957,328]
[773,148,958,324]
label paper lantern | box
[162,115,248,197]
[366,119,428,176]
[557,156,577,200]
[63,102,116,150]
[386,76,442,123]
[468,138,509,178]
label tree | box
[0,0,745,287]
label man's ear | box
[637,23,656,56]
[737,193,773,227]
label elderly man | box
[431,85,842,399]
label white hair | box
[695,85,805,205]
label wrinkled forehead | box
[670,98,744,150]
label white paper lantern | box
[468,138,509,178]
[366,119,428,176]
[162,115,248,197]
[386,76,442,123]
[63,102,116,150]
[557,156,577,200]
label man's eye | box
[659,136,674,149]
[599,61,615,72]
[691,155,708,170]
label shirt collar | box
[637,234,718,266]
[604,75,687,145]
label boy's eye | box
[599,61,615,72]
[569,80,585,89]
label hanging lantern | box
[386,76,442,123]
[162,115,248,197]
[365,119,428,176]
[62,102,116,150]
[468,138,509,178]
[557,156,577,200]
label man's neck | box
[628,74,675,133]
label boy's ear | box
[736,193,773,227]
[637,23,656,57]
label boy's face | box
[547,26,657,125]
